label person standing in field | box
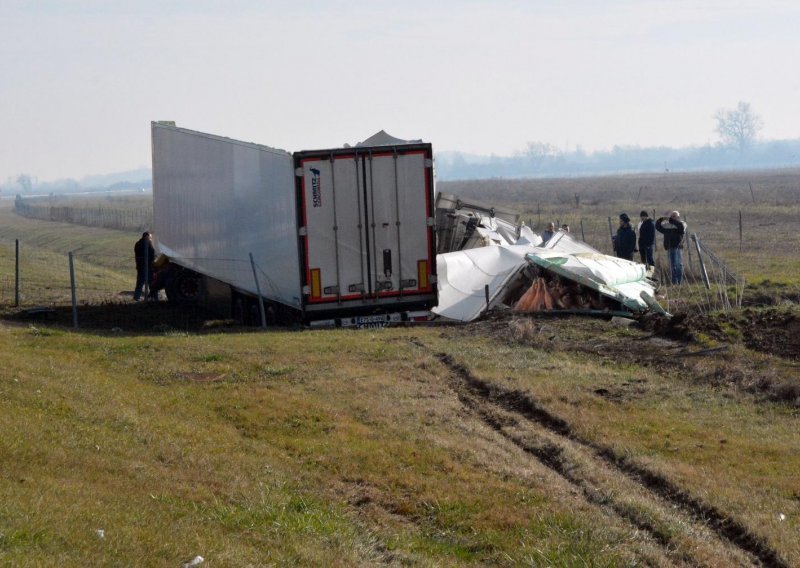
[613,213,636,260]
[541,222,556,244]
[637,210,656,268]
[656,211,687,284]
[560,224,570,233]
[133,231,155,301]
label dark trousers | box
[134,268,148,300]
[639,245,655,266]
[617,252,634,261]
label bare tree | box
[16,174,33,193]
[714,101,763,153]
[522,141,559,171]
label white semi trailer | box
[151,122,437,326]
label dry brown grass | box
[441,168,800,284]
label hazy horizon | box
[2,0,799,182]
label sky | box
[1,0,799,182]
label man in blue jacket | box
[541,222,556,244]
[613,213,636,261]
[656,211,687,284]
[637,210,656,268]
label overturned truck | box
[432,196,666,322]
[151,123,438,327]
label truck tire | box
[166,268,203,305]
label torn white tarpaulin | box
[523,252,657,313]
[433,244,535,322]
[434,230,664,322]
[524,233,663,314]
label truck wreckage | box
[151,120,665,327]
[433,193,668,322]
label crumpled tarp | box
[433,244,536,322]
[524,251,654,312]
[433,230,662,321]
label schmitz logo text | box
[310,168,322,207]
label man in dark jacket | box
[613,213,636,261]
[655,211,686,284]
[133,231,155,301]
[637,210,656,268]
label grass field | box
[1,173,799,566]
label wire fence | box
[14,195,153,232]
[657,236,746,315]
[0,237,285,329]
[1,223,746,333]
[0,241,134,307]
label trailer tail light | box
[310,268,322,299]
[417,260,429,290]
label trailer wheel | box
[166,269,203,304]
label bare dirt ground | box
[646,308,800,361]
[452,306,800,407]
[3,300,249,335]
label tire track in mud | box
[431,349,788,568]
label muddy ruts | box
[468,397,685,557]
[435,352,788,568]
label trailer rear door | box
[296,145,435,312]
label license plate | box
[356,315,388,325]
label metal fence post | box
[738,210,743,253]
[691,234,710,290]
[69,252,79,329]
[580,219,585,242]
[15,239,20,307]
[249,253,267,329]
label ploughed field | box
[1,170,799,566]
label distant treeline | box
[435,139,800,181]
[14,195,152,232]
[0,169,151,196]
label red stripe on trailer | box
[299,158,311,295]
[423,147,434,292]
